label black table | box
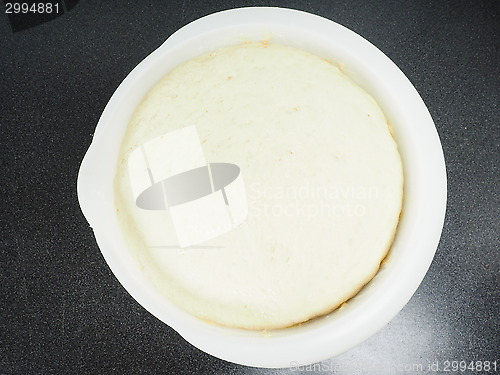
[1,1,498,374]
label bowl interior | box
[77,7,446,368]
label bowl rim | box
[77,6,447,368]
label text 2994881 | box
[5,2,60,14]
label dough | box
[114,42,403,330]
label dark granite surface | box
[1,0,498,374]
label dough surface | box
[114,42,403,330]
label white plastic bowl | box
[77,7,446,368]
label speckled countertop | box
[1,1,498,374]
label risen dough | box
[114,42,403,330]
